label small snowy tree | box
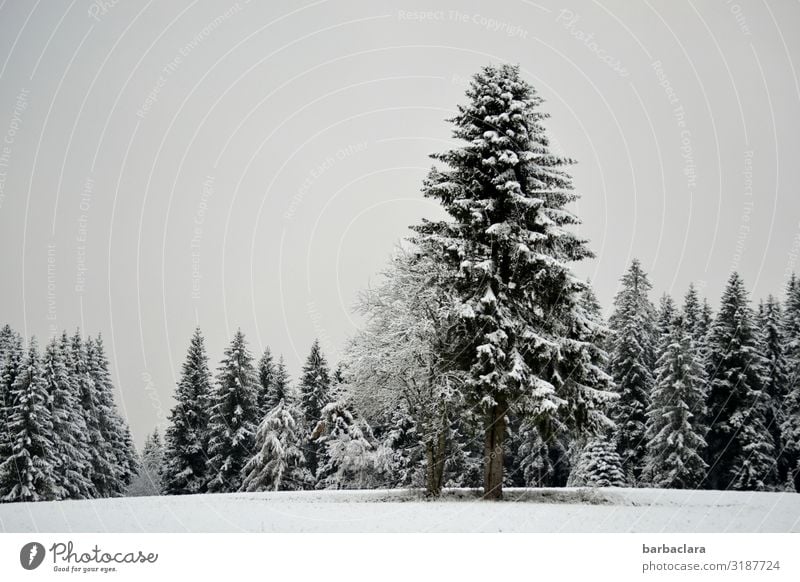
[568,438,625,487]
[298,339,332,479]
[644,315,708,489]
[312,400,379,489]
[127,429,165,497]
[376,407,423,488]
[608,259,657,483]
[163,328,212,495]
[240,399,310,491]
[207,330,260,493]
[0,338,57,502]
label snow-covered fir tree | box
[0,327,23,498]
[163,328,212,495]
[514,283,613,489]
[127,428,165,497]
[273,356,291,405]
[681,284,711,387]
[0,325,20,369]
[568,438,626,488]
[376,407,422,488]
[608,259,657,483]
[90,335,139,495]
[780,275,800,491]
[512,284,610,488]
[298,339,332,479]
[705,273,776,490]
[526,281,615,487]
[43,335,94,500]
[207,330,260,493]
[644,315,708,489]
[442,418,483,489]
[71,331,116,497]
[682,285,704,343]
[312,400,379,489]
[655,294,676,352]
[511,280,616,489]
[240,399,310,492]
[757,296,789,482]
[698,299,714,339]
[412,63,613,499]
[0,338,56,502]
[514,422,571,487]
[256,347,277,418]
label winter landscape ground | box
[1,488,798,533]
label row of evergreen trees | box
[594,262,800,492]
[0,325,138,502]
[148,330,375,495]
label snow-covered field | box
[1,488,798,533]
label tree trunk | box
[483,394,507,500]
[425,413,449,497]
[425,442,437,496]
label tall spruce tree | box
[757,296,789,482]
[163,328,212,495]
[0,338,57,502]
[411,63,613,499]
[0,327,23,498]
[705,273,776,490]
[90,335,139,495]
[298,339,332,478]
[608,259,657,483]
[71,331,116,497]
[207,330,260,493]
[644,315,708,488]
[43,336,94,500]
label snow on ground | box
[0,488,798,533]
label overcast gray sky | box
[1,0,799,446]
